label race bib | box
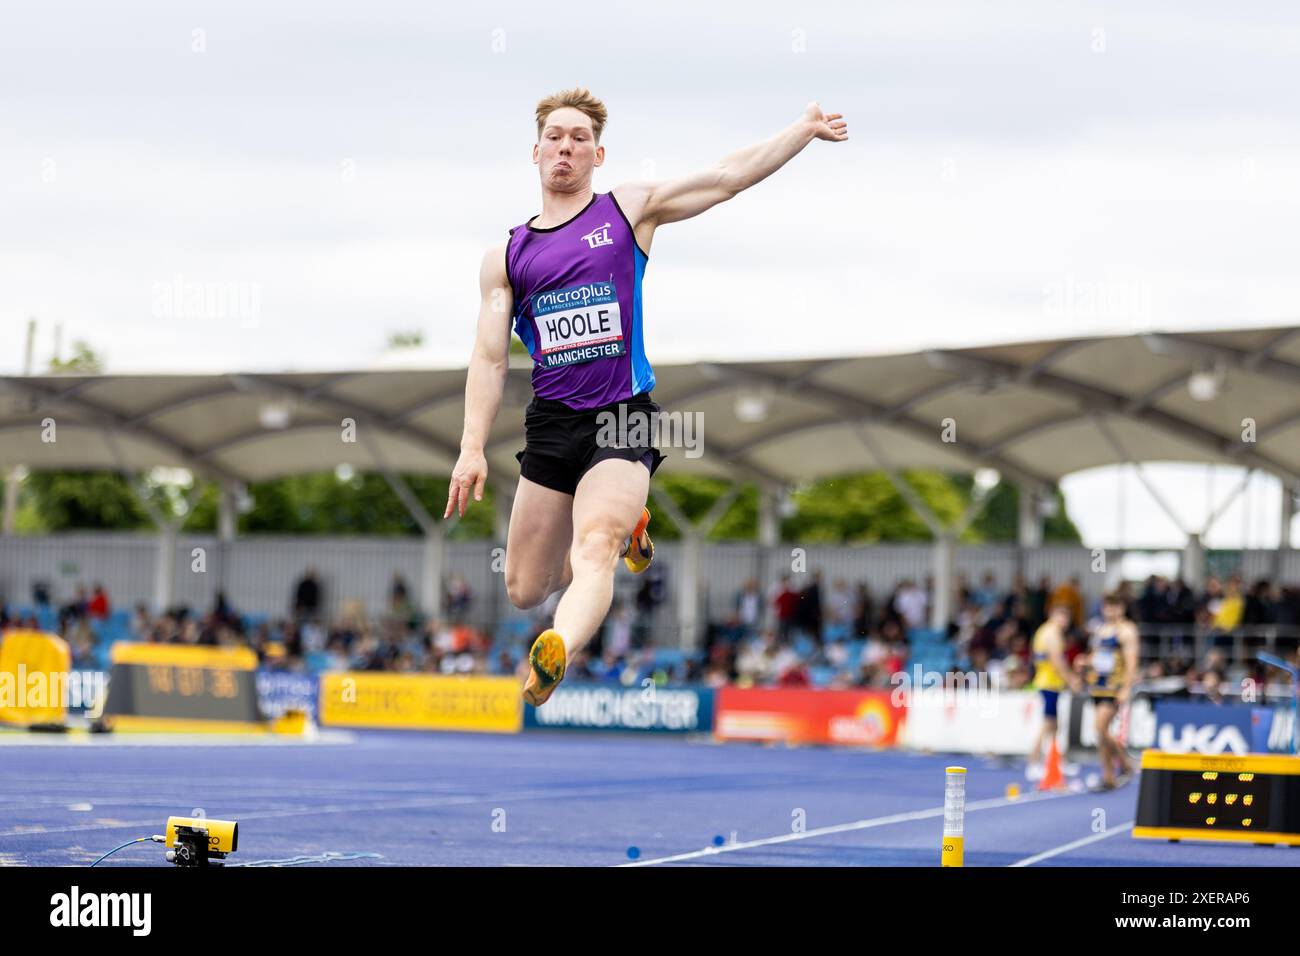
[531,281,625,368]
[1092,647,1116,674]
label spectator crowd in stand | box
[690,571,1300,697]
[3,568,1299,699]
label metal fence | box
[1136,624,1300,670]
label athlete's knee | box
[571,524,622,570]
[505,571,550,610]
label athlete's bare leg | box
[551,458,649,657]
[1095,701,1118,786]
[1028,716,1056,766]
[504,475,574,610]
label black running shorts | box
[514,391,668,496]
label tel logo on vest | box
[582,222,613,248]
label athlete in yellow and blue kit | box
[1085,592,1139,789]
[1028,601,1081,779]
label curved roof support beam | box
[193,378,463,466]
[705,365,1055,488]
[1143,332,1300,385]
[928,349,1300,487]
[357,427,445,536]
[0,378,247,486]
[1090,413,1192,537]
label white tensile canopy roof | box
[1,324,1298,491]
[3,323,1297,639]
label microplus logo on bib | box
[531,281,626,368]
[50,886,152,936]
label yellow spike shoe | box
[522,629,567,707]
[622,507,654,573]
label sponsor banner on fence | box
[714,687,902,746]
[319,672,521,733]
[523,683,713,733]
[901,690,1166,756]
[1067,692,1157,752]
[900,689,1044,755]
[1252,707,1297,753]
[256,670,320,721]
[1152,700,1253,755]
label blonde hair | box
[535,87,608,142]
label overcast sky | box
[3,1,1297,548]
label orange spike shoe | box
[621,507,654,573]
[522,629,567,707]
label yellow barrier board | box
[0,630,72,726]
[319,672,522,733]
[110,642,258,670]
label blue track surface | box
[3,731,1299,867]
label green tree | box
[647,471,1009,543]
[387,330,424,349]
[236,472,493,538]
[953,475,1082,543]
[181,481,222,532]
[11,341,116,531]
[48,340,104,374]
[785,472,966,543]
[22,472,150,531]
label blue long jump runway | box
[2,731,1298,867]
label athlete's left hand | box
[805,102,849,142]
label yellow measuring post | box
[942,766,966,867]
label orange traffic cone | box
[1038,736,1065,792]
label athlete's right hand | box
[445,448,488,518]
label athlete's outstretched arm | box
[1117,622,1141,704]
[445,243,513,519]
[618,101,848,231]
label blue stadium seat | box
[824,623,850,643]
[653,648,686,670]
[846,640,867,668]
[907,627,948,648]
[495,618,531,644]
[305,650,334,673]
[907,646,956,674]
[810,666,837,687]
